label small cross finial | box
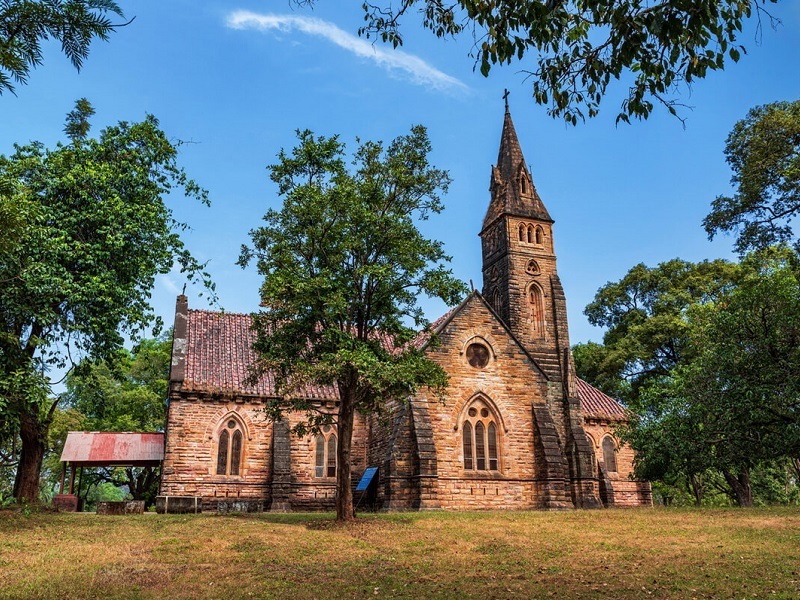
[503,89,510,111]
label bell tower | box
[479,97,566,380]
[479,97,603,509]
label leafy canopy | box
[64,334,171,433]
[310,0,780,124]
[583,257,738,401]
[0,99,211,500]
[0,0,124,95]
[240,126,467,434]
[679,247,800,466]
[705,100,800,254]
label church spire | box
[482,96,551,232]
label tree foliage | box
[239,126,467,520]
[585,249,800,506]
[583,258,738,402]
[0,0,124,95]
[307,0,780,124]
[678,249,800,483]
[705,100,800,254]
[0,99,211,502]
[59,334,171,507]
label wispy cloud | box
[226,10,468,92]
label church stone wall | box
[584,419,652,507]
[285,409,369,511]
[161,396,273,510]
[418,296,557,510]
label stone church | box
[158,105,652,512]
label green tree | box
[674,248,800,505]
[303,0,779,124]
[0,0,124,95]
[0,99,212,503]
[581,258,738,503]
[584,258,738,403]
[239,126,467,521]
[62,334,171,506]
[704,100,800,254]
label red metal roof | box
[60,432,164,466]
[576,378,628,421]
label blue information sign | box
[356,467,378,492]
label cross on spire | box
[503,88,510,112]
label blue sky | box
[4,1,800,346]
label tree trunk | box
[722,468,753,507]
[13,411,47,503]
[791,458,800,483]
[690,473,704,507]
[335,382,356,522]
[127,466,160,508]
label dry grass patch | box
[0,507,798,599]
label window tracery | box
[315,426,337,478]
[461,397,500,472]
[216,417,244,476]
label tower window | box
[535,226,544,245]
[529,284,545,336]
[527,225,533,244]
[518,224,525,242]
[525,259,540,275]
[520,177,527,194]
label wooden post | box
[59,463,66,494]
[68,463,76,495]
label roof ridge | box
[187,307,253,318]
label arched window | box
[216,418,244,476]
[518,224,525,242]
[461,397,501,472]
[488,422,498,470]
[602,436,617,473]
[529,284,544,335]
[462,422,473,470]
[527,225,533,244]
[315,426,338,478]
[490,287,502,314]
[520,176,527,194]
[535,226,544,245]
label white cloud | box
[226,10,468,92]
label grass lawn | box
[0,507,799,599]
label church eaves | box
[482,102,552,232]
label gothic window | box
[535,226,544,245]
[518,223,525,242]
[462,422,473,470]
[216,418,244,476]
[525,259,540,275]
[490,287,502,314]
[602,436,617,473]
[520,176,527,194]
[527,225,533,244]
[529,284,545,335]
[315,426,338,478]
[461,397,500,472]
